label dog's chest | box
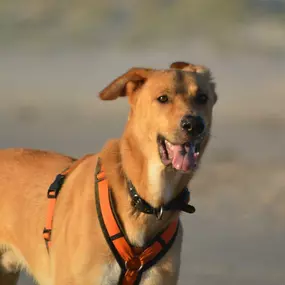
[100,261,121,285]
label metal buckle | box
[155,206,164,220]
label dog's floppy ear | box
[170,61,208,73]
[170,61,190,70]
[99,68,152,100]
[170,61,218,104]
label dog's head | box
[99,61,217,174]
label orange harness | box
[43,154,92,248]
[43,157,179,285]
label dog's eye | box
[195,92,208,105]
[157,95,169,104]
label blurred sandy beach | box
[0,1,284,284]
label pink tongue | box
[172,145,195,171]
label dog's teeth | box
[165,140,171,146]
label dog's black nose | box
[180,115,205,137]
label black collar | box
[127,179,195,219]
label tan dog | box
[0,61,217,285]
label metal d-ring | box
[155,206,164,220]
[125,257,143,272]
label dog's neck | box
[100,137,191,247]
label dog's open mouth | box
[157,135,200,172]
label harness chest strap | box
[95,160,179,285]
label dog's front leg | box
[140,268,180,285]
[140,227,182,285]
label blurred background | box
[0,0,284,284]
